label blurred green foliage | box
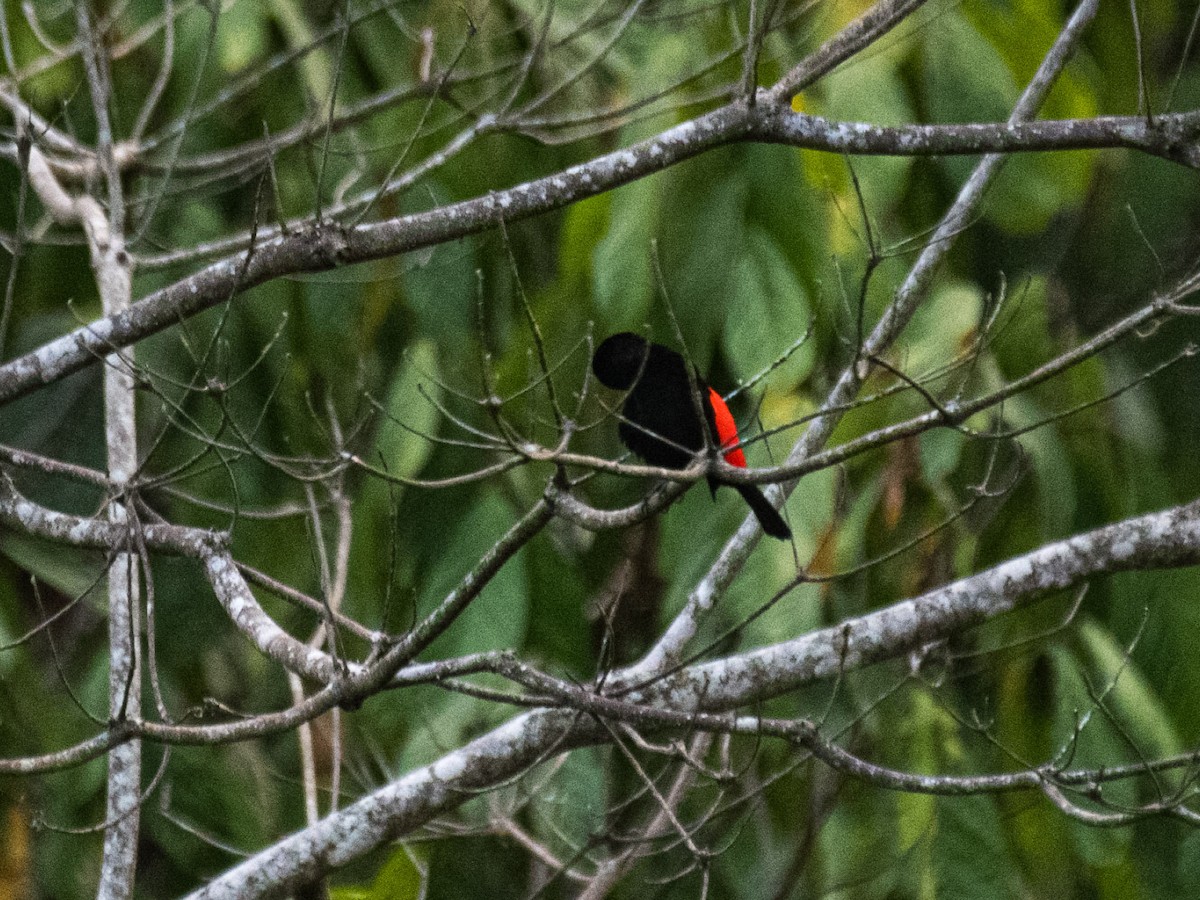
[2,0,1200,897]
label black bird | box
[592,332,791,540]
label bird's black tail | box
[734,483,791,540]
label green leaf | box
[420,491,530,658]
[1109,568,1200,745]
[723,227,814,388]
[218,1,270,74]
[1047,647,1134,867]
[658,158,747,356]
[532,747,607,847]
[919,429,966,486]
[989,275,1053,380]
[901,281,983,378]
[727,504,826,647]
[999,393,1076,538]
[1075,619,1182,761]
[267,0,333,101]
[833,471,884,573]
[594,178,659,329]
[934,796,1020,899]
[815,49,915,211]
[332,845,424,900]
[1180,831,1200,893]
[0,534,105,604]
[925,10,1080,232]
[373,340,443,489]
[560,192,609,291]
[881,692,965,900]
[401,233,477,342]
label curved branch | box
[5,97,1199,407]
[184,498,1200,898]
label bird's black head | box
[592,332,651,390]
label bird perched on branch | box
[592,332,791,540]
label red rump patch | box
[708,387,747,468]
